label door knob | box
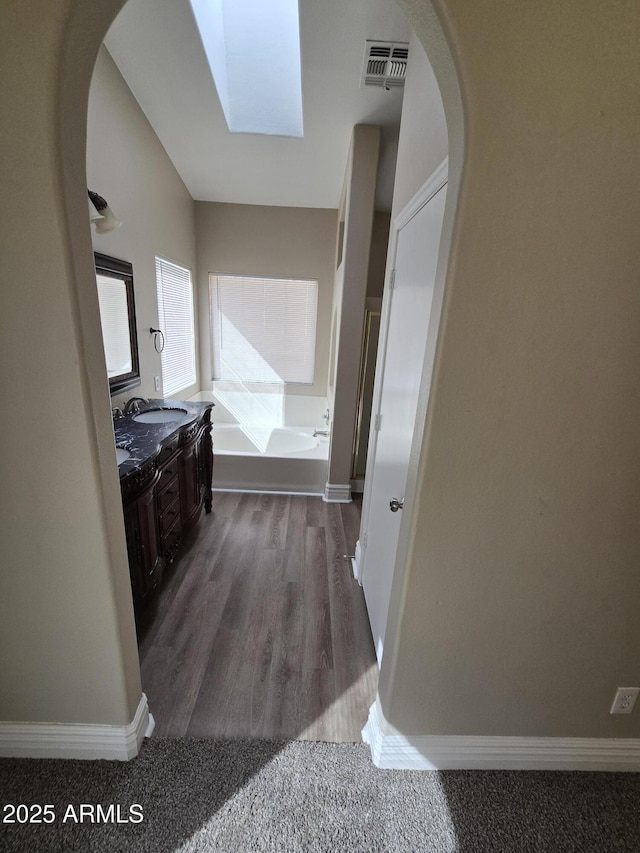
[389,498,404,512]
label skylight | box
[189,0,304,137]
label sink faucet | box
[123,397,148,415]
[111,406,124,419]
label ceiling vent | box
[360,41,409,89]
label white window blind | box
[155,257,197,396]
[209,274,318,384]
[96,274,132,377]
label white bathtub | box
[214,424,321,456]
[188,391,330,494]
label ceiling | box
[104,0,412,211]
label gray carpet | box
[1,739,640,852]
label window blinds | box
[209,275,318,385]
[155,257,197,396]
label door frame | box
[354,158,449,600]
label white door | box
[362,180,447,664]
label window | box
[189,0,303,137]
[155,257,197,396]
[209,274,318,384]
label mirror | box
[94,252,140,396]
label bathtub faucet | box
[313,429,330,437]
[323,408,330,425]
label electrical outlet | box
[154,375,161,392]
[610,687,640,715]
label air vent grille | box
[361,41,409,89]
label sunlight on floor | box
[296,663,379,743]
[172,738,458,853]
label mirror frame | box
[94,252,141,396]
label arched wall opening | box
[0,0,463,750]
[10,0,640,764]
[54,0,463,734]
[61,0,640,764]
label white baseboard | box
[362,697,640,771]
[213,487,324,497]
[323,482,352,503]
[0,693,151,761]
[145,711,156,738]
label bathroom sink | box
[115,447,130,465]
[133,407,187,424]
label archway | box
[1,0,463,749]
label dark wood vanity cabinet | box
[119,407,213,616]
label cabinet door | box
[179,442,200,528]
[123,485,162,608]
[199,424,214,513]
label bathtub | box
[188,390,330,494]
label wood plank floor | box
[138,492,378,741]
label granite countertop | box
[114,398,213,480]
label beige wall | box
[0,0,140,727]
[194,201,337,399]
[366,212,391,299]
[327,125,380,489]
[326,183,349,415]
[381,0,640,738]
[88,47,198,406]
[391,30,448,221]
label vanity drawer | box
[157,459,179,492]
[157,477,179,513]
[159,494,181,536]
[157,436,180,468]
